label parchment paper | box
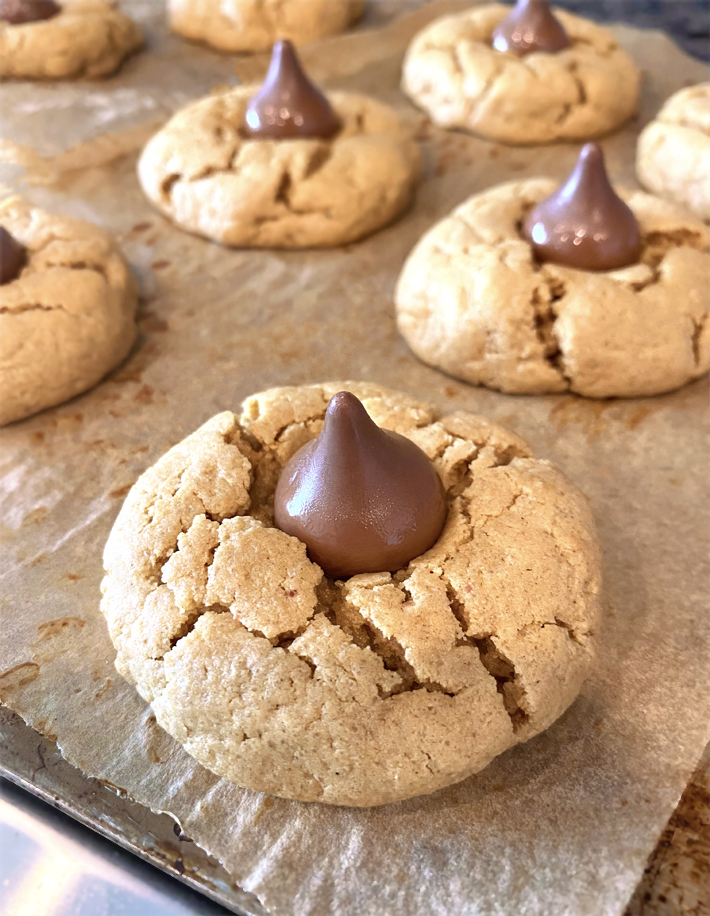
[1,3,709,915]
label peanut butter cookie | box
[102,382,602,806]
[637,83,710,222]
[168,0,363,53]
[138,89,421,248]
[401,4,640,145]
[395,180,710,398]
[0,197,138,425]
[0,0,142,80]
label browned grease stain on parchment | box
[31,617,86,665]
[108,483,134,499]
[107,341,159,389]
[21,506,48,527]
[34,617,86,642]
[139,313,170,334]
[144,714,168,765]
[250,795,275,827]
[0,662,40,694]
[94,678,113,701]
[133,384,155,405]
[549,397,657,443]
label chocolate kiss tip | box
[0,226,26,286]
[0,0,60,24]
[579,141,602,166]
[522,142,642,272]
[273,391,447,580]
[244,39,340,141]
[492,0,570,57]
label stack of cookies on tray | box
[1,0,708,808]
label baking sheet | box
[0,705,267,916]
[1,2,709,915]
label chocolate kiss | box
[0,0,60,24]
[0,226,27,285]
[244,39,340,140]
[274,391,447,580]
[492,0,569,56]
[523,143,642,271]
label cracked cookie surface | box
[395,179,710,398]
[137,89,422,248]
[102,381,602,806]
[0,197,138,425]
[0,0,142,80]
[168,0,363,53]
[401,4,640,145]
[637,83,710,222]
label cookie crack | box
[0,215,117,287]
[154,604,230,661]
[0,302,71,316]
[272,419,304,444]
[358,619,422,690]
[427,432,456,463]
[160,173,180,201]
[442,43,504,124]
[672,116,710,138]
[532,274,572,384]
[2,260,111,297]
[275,175,336,220]
[566,35,616,60]
[457,493,474,542]
[441,446,477,497]
[691,314,706,366]
[444,579,473,638]
[229,425,263,454]
[289,636,403,701]
[468,59,505,123]
[547,616,583,645]
[304,144,333,179]
[555,102,572,125]
[475,489,525,530]
[332,593,459,698]
[275,171,292,206]
[531,285,561,361]
[64,260,110,283]
[570,68,587,106]
[491,444,524,467]
[287,647,316,678]
[555,63,587,125]
[440,550,531,728]
[449,42,466,80]
[145,471,219,581]
[471,636,530,731]
[268,621,312,650]
[286,607,411,700]
[643,228,708,267]
[626,264,661,292]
